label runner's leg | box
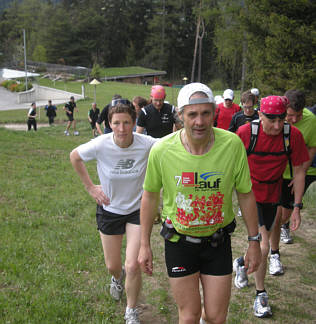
[125,223,142,308]
[201,273,231,324]
[254,225,270,290]
[169,272,201,324]
[99,232,123,279]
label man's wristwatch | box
[248,233,262,242]
[293,202,303,209]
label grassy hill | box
[0,79,226,123]
[0,80,315,323]
[99,66,165,77]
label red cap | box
[260,96,287,115]
[151,85,166,99]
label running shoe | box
[124,308,140,324]
[73,131,79,136]
[280,226,293,244]
[269,254,284,276]
[253,292,272,318]
[64,130,70,136]
[110,268,125,301]
[233,257,248,289]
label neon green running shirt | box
[143,128,252,237]
[283,108,316,179]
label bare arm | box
[237,190,262,274]
[302,147,316,172]
[69,149,109,206]
[290,164,306,231]
[138,190,160,276]
[95,122,103,135]
[136,126,145,134]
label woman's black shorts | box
[96,205,140,235]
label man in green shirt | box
[269,90,316,276]
[138,83,261,324]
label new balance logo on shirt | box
[114,159,135,170]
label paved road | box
[0,86,73,111]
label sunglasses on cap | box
[111,99,134,108]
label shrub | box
[9,83,18,91]
[15,82,33,92]
[1,80,17,89]
[0,80,33,92]
[208,79,227,91]
[15,83,26,92]
[32,45,47,62]
[90,63,101,80]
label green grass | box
[1,124,315,323]
[99,66,165,77]
[0,80,227,124]
[0,81,314,323]
[0,125,128,323]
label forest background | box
[0,0,316,104]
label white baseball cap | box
[251,88,260,96]
[223,89,234,100]
[214,95,224,105]
[177,83,214,111]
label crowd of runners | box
[65,83,315,324]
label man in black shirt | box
[88,102,100,137]
[136,85,179,224]
[228,90,258,133]
[96,94,122,135]
[136,85,177,138]
[63,96,79,135]
[45,100,57,125]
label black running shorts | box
[280,176,316,209]
[164,235,232,278]
[67,113,74,121]
[256,202,278,231]
[96,205,140,235]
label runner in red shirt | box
[214,89,241,130]
[234,96,309,318]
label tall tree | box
[124,0,153,65]
[43,7,74,64]
[0,0,52,66]
[213,0,245,88]
[244,0,316,103]
[143,0,200,79]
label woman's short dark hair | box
[133,96,148,108]
[108,100,136,123]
